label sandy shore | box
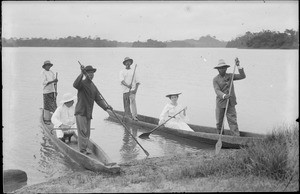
[15,149,298,193]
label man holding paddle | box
[213,58,246,136]
[119,57,140,121]
[73,64,112,155]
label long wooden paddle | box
[54,72,58,98]
[215,58,238,155]
[78,61,149,157]
[139,107,187,139]
[122,64,137,120]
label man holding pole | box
[73,64,112,155]
[41,60,58,125]
[213,58,246,136]
[119,57,140,121]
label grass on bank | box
[16,123,299,193]
[172,123,299,189]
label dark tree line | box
[132,39,167,47]
[2,36,131,47]
[226,29,299,49]
[2,29,298,49]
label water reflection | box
[120,126,139,162]
[36,128,81,180]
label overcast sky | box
[2,1,298,42]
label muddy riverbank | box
[14,149,298,193]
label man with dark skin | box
[73,64,112,155]
[213,58,246,136]
[42,60,58,124]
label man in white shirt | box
[119,57,140,121]
[51,93,77,143]
[41,60,58,125]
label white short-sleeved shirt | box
[41,70,56,94]
[119,68,140,93]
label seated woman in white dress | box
[51,93,78,142]
[158,92,194,132]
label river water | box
[2,47,298,186]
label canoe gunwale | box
[39,109,120,173]
[107,110,265,148]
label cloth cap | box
[84,65,97,73]
[214,59,230,69]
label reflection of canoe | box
[107,110,266,149]
[39,109,120,173]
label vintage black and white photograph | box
[2,0,299,192]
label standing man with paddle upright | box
[119,57,140,121]
[73,64,112,155]
[213,58,246,136]
[41,60,58,125]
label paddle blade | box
[139,132,151,139]
[215,138,222,155]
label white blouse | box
[159,103,188,124]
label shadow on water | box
[120,126,139,162]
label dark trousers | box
[215,105,240,136]
[123,92,132,117]
[75,115,91,152]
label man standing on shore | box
[119,57,140,121]
[213,58,246,136]
[73,64,112,155]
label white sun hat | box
[60,93,77,104]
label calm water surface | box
[3,47,298,186]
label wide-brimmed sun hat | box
[214,59,230,69]
[42,60,53,68]
[166,92,182,98]
[123,57,133,65]
[84,65,97,73]
[60,93,77,104]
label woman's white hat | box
[60,93,77,104]
[166,92,182,98]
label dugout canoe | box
[39,109,120,173]
[107,110,266,149]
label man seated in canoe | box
[158,92,194,132]
[51,93,78,143]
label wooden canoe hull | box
[40,109,120,173]
[106,110,265,149]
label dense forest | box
[2,36,132,47]
[2,29,298,49]
[226,29,298,49]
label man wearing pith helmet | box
[213,58,246,136]
[119,57,140,121]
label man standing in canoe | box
[73,65,112,155]
[119,57,140,121]
[213,58,246,136]
[42,60,58,125]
